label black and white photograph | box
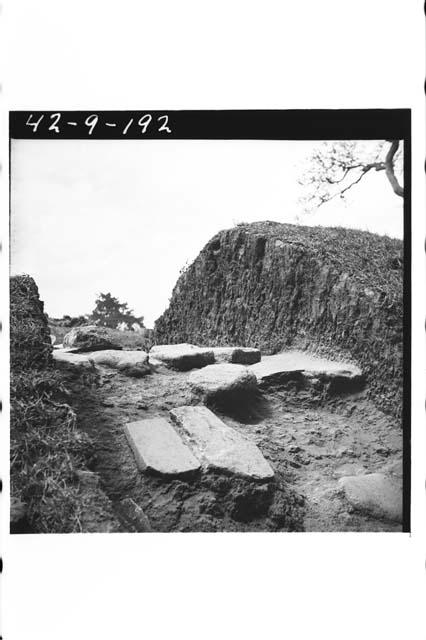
[2,2,425,640]
[9,111,410,534]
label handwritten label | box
[24,112,172,136]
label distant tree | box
[55,314,89,327]
[68,315,89,327]
[90,293,144,330]
[298,139,403,214]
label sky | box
[10,139,403,328]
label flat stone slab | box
[188,363,258,399]
[169,406,274,481]
[149,343,214,371]
[212,347,261,365]
[53,349,94,369]
[124,418,201,477]
[250,351,362,383]
[89,350,150,377]
[338,473,402,523]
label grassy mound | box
[10,275,53,369]
[10,275,115,533]
[155,222,403,418]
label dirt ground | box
[62,359,403,533]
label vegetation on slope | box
[10,275,114,533]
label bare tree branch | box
[312,165,374,210]
[384,140,404,197]
[298,140,404,215]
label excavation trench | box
[61,361,402,533]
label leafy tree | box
[50,315,88,327]
[67,315,89,327]
[90,293,144,329]
[298,139,403,214]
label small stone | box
[75,470,100,488]
[336,447,355,457]
[116,498,152,532]
[148,357,167,370]
[375,446,390,456]
[10,497,27,524]
[288,445,302,453]
[288,459,302,469]
[338,473,402,523]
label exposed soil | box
[63,362,402,533]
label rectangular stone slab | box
[124,418,201,477]
[53,349,94,369]
[212,347,261,365]
[169,406,274,482]
[250,351,362,382]
[148,344,214,371]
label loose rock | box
[188,363,258,400]
[149,343,214,371]
[169,405,274,481]
[338,472,402,523]
[10,497,27,526]
[75,470,100,488]
[116,498,153,532]
[63,325,122,352]
[89,349,150,377]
